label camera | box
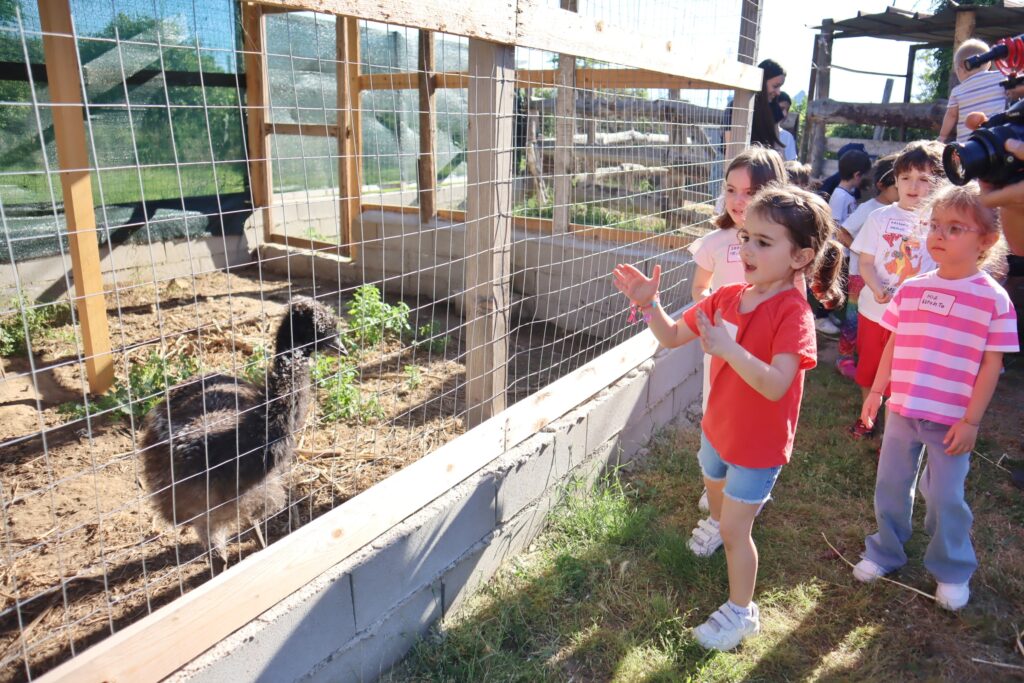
[943,99,1024,186]
[943,34,1023,187]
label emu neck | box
[264,351,313,462]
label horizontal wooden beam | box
[264,121,339,137]
[252,0,517,42]
[38,260,665,683]
[253,1,758,93]
[359,67,726,92]
[807,98,945,129]
[515,0,762,92]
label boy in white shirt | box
[829,149,871,224]
[848,141,942,438]
[834,154,898,378]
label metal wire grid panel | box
[0,0,751,679]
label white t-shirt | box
[850,203,935,323]
[841,198,884,277]
[829,185,858,229]
[778,128,797,161]
[687,228,747,411]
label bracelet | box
[960,417,979,427]
[628,297,660,324]
[869,390,884,396]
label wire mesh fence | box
[0,0,751,679]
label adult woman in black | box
[750,59,786,148]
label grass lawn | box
[388,340,1024,682]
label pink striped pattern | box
[881,270,1018,425]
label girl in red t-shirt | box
[612,184,844,651]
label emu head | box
[275,296,345,356]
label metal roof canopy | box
[816,2,1024,48]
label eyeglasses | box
[927,222,983,239]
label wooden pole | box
[463,39,514,428]
[417,29,436,221]
[808,19,833,177]
[338,16,362,259]
[38,0,113,394]
[242,3,273,242]
[949,9,977,93]
[800,33,820,162]
[873,78,893,141]
[900,44,921,141]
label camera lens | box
[943,145,967,185]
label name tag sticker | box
[727,243,742,262]
[887,218,912,234]
[918,290,955,316]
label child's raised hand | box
[695,309,736,358]
[612,263,661,305]
[873,289,892,305]
[942,420,978,456]
[861,391,883,429]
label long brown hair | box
[714,147,786,229]
[747,183,846,309]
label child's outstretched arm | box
[943,350,1003,455]
[612,263,699,349]
[861,334,895,429]
[858,252,892,305]
[938,105,958,143]
[695,309,800,401]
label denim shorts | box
[697,431,782,504]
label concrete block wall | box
[172,336,703,683]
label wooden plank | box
[807,99,946,129]
[264,121,338,137]
[37,287,669,683]
[463,39,514,428]
[417,29,436,222]
[253,0,517,43]
[515,0,762,92]
[826,137,905,157]
[243,3,273,242]
[38,0,113,395]
[359,68,716,92]
[338,16,362,260]
[800,33,819,162]
[873,78,893,140]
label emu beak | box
[326,335,348,355]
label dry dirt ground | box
[0,267,614,682]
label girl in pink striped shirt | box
[851,183,1018,610]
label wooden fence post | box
[417,29,436,222]
[553,0,577,234]
[38,0,114,395]
[339,16,362,259]
[808,19,833,177]
[464,39,514,428]
[242,3,273,242]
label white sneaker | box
[698,488,709,512]
[693,602,760,651]
[935,582,970,610]
[688,518,723,557]
[852,558,886,583]
[815,318,841,336]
